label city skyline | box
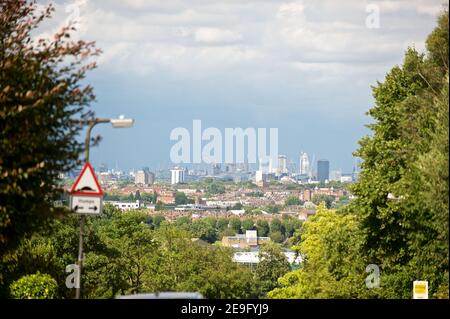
[31,0,443,174]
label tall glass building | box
[317,159,330,182]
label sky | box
[37,0,446,173]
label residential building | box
[222,230,270,249]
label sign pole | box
[74,119,106,299]
[75,215,85,299]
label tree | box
[269,218,285,237]
[284,196,303,206]
[269,231,283,243]
[229,218,241,234]
[349,11,449,298]
[189,219,217,243]
[216,218,229,232]
[254,242,290,298]
[231,202,243,210]
[152,214,165,228]
[134,190,141,201]
[241,219,255,232]
[0,0,100,254]
[10,273,58,299]
[256,220,270,237]
[282,217,302,238]
[155,201,164,211]
[311,194,334,208]
[175,192,190,205]
[268,205,370,299]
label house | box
[222,230,270,249]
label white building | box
[340,174,353,183]
[299,152,310,175]
[233,251,302,265]
[255,170,267,182]
[106,200,144,211]
[170,167,185,184]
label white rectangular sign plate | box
[70,195,103,215]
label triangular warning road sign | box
[70,162,103,196]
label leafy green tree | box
[269,218,285,237]
[349,11,449,298]
[269,231,284,243]
[218,228,236,240]
[229,218,242,234]
[311,194,334,208]
[256,220,270,237]
[282,217,302,238]
[189,219,217,243]
[231,202,243,210]
[254,242,290,298]
[152,214,165,228]
[241,219,255,232]
[265,205,281,214]
[216,218,229,232]
[155,201,164,211]
[175,192,190,205]
[175,216,191,228]
[268,205,370,299]
[10,273,58,299]
[205,181,225,195]
[0,0,100,254]
[284,196,303,206]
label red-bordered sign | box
[70,162,103,196]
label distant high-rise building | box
[212,163,221,175]
[135,168,154,185]
[277,155,288,175]
[99,163,108,173]
[330,170,342,181]
[317,160,330,182]
[299,152,310,176]
[255,170,267,182]
[170,167,185,184]
[259,157,270,173]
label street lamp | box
[76,115,134,299]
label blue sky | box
[39,0,446,173]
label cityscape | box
[1,0,448,308]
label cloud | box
[194,28,243,44]
[34,0,443,110]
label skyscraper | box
[317,160,330,182]
[299,152,310,175]
[277,155,288,175]
[171,167,185,184]
[135,168,154,185]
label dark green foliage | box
[311,194,334,208]
[175,192,190,205]
[0,0,100,255]
[254,242,290,298]
[349,11,449,298]
[284,196,303,206]
[256,220,270,237]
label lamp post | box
[75,115,134,299]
